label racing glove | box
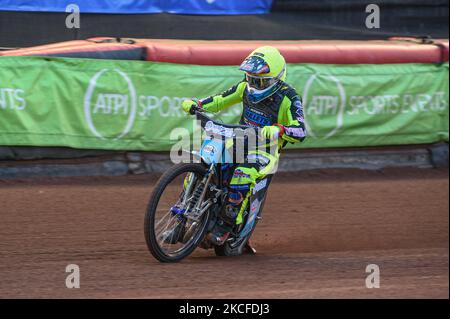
[261,125,284,140]
[181,99,202,115]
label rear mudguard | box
[238,175,273,239]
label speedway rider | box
[181,46,307,245]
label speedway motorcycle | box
[144,108,274,262]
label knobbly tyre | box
[144,107,275,262]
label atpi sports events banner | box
[0,56,448,151]
[0,0,273,15]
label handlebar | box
[189,105,203,115]
[194,110,264,141]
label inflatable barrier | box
[2,37,448,65]
[1,39,147,60]
[138,38,450,65]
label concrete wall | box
[0,143,447,179]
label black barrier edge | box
[0,10,448,48]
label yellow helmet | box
[239,46,286,103]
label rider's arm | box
[197,81,246,113]
[277,93,307,143]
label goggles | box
[245,74,278,90]
[245,65,286,90]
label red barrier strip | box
[2,38,448,65]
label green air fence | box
[0,56,448,151]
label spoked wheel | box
[144,163,213,262]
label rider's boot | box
[208,205,238,246]
[208,185,247,245]
[244,240,257,254]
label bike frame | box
[192,111,273,241]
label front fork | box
[184,164,222,222]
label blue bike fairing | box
[200,138,232,165]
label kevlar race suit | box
[196,80,307,225]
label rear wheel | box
[214,217,258,256]
[214,177,271,256]
[144,163,212,262]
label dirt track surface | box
[0,168,448,298]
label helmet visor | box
[239,56,270,75]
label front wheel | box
[144,163,212,262]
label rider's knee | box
[228,187,246,207]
